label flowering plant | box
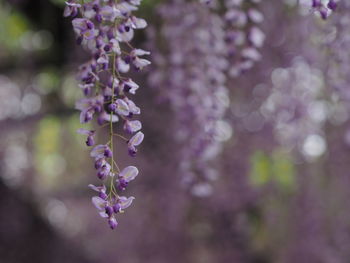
[64,0,150,229]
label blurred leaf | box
[34,116,65,187]
[249,150,295,192]
[272,151,295,192]
[249,151,272,186]
[0,2,29,53]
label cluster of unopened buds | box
[311,0,337,19]
[64,0,150,229]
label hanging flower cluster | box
[149,0,231,195]
[311,0,337,19]
[64,0,149,229]
[223,0,265,77]
[199,0,265,77]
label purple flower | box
[72,18,95,40]
[96,162,111,180]
[124,98,140,115]
[130,49,151,70]
[124,120,142,133]
[127,131,144,157]
[77,128,95,146]
[92,196,108,218]
[63,1,81,17]
[114,99,130,116]
[129,16,147,29]
[65,0,148,229]
[100,5,121,21]
[91,145,112,159]
[118,196,135,210]
[76,96,103,123]
[88,184,108,200]
[122,79,139,94]
[117,57,131,72]
[98,112,119,125]
[117,166,139,190]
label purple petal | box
[77,128,93,136]
[115,99,130,116]
[99,112,119,123]
[124,98,140,114]
[92,196,106,211]
[99,211,109,218]
[119,196,135,210]
[128,131,144,147]
[88,184,106,193]
[131,48,150,56]
[124,120,142,133]
[119,166,138,182]
[90,145,106,158]
[133,57,151,69]
[130,16,147,29]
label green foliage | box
[249,150,295,192]
[34,116,64,186]
[250,151,271,186]
[0,1,29,52]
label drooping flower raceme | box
[149,1,231,196]
[64,0,149,229]
[199,0,265,77]
[222,0,265,77]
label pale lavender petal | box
[132,48,150,56]
[75,98,90,111]
[117,29,134,42]
[88,184,106,193]
[119,166,139,182]
[77,128,93,135]
[115,99,130,116]
[117,57,130,73]
[99,211,109,218]
[123,79,139,94]
[110,39,121,55]
[124,120,142,133]
[117,2,137,14]
[92,196,106,211]
[131,17,147,29]
[100,112,119,123]
[90,145,105,158]
[119,196,135,210]
[124,98,140,114]
[100,6,119,21]
[128,131,144,147]
[133,58,151,69]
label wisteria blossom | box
[64,0,149,229]
[200,0,265,77]
[149,1,231,195]
[222,0,265,77]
